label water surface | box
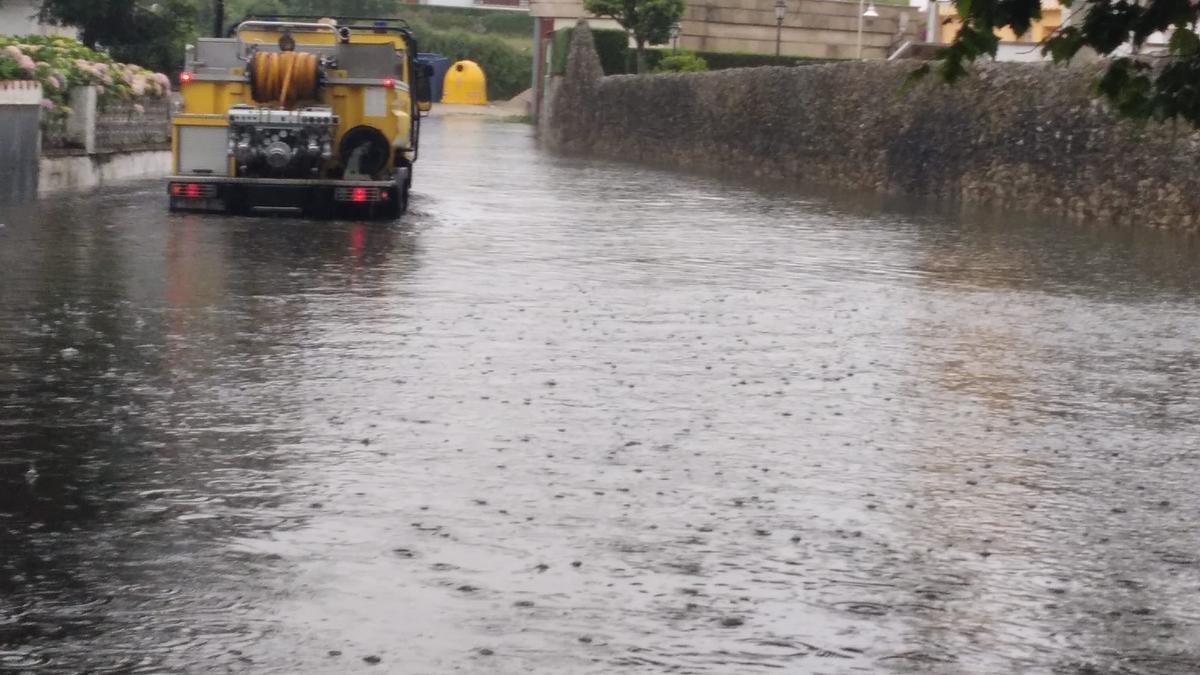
[2,116,1199,674]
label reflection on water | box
[1,117,1199,673]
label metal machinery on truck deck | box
[167,16,434,218]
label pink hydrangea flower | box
[16,54,35,73]
[47,75,61,89]
[40,98,55,110]
[133,103,145,114]
[3,45,22,59]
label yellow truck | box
[167,16,433,218]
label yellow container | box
[441,60,487,105]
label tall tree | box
[583,0,685,74]
[37,0,197,73]
[926,0,1200,126]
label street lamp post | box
[670,21,681,54]
[855,0,878,60]
[774,0,787,56]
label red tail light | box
[170,182,215,199]
[179,71,193,85]
[334,186,382,203]
[382,78,395,89]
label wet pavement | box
[2,115,1200,674]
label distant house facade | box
[0,0,77,38]
[935,0,1167,60]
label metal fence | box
[40,115,73,151]
[95,97,171,151]
[40,88,171,155]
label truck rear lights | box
[382,78,395,89]
[170,182,217,198]
[179,71,194,85]
[335,186,382,203]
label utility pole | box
[214,0,225,37]
[925,0,938,44]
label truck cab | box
[167,16,433,218]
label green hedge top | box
[549,26,841,76]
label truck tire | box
[382,180,407,219]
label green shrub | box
[0,35,170,123]
[655,51,707,72]
[412,21,531,101]
[550,28,836,78]
[650,49,837,70]
[479,12,534,36]
[550,27,630,76]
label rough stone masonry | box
[544,21,1200,231]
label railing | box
[40,115,73,151]
[41,86,171,155]
[95,97,171,151]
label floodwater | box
[2,116,1199,675]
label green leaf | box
[1169,27,1200,57]
[1043,27,1085,62]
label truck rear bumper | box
[166,171,408,217]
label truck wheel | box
[382,181,406,219]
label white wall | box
[0,0,78,38]
[40,151,171,194]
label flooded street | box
[2,116,1200,674]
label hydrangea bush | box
[0,35,171,121]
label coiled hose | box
[250,51,320,107]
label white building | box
[0,0,78,38]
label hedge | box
[411,21,531,101]
[649,49,838,70]
[550,26,840,76]
[550,27,630,76]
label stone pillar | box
[532,17,543,121]
[67,85,97,154]
[532,17,556,122]
[0,80,43,204]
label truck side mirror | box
[415,62,434,112]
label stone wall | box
[544,23,1200,231]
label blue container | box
[416,53,451,104]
